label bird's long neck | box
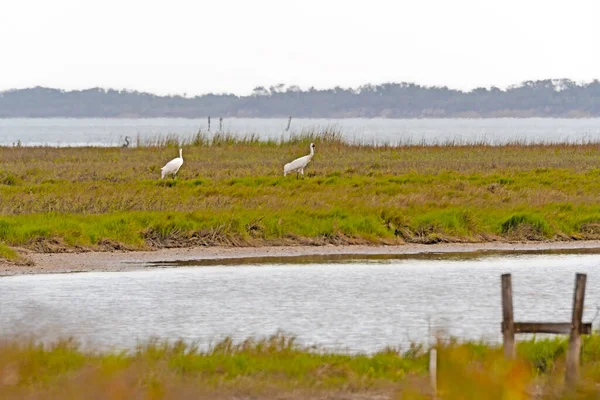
[308,146,314,158]
[179,149,183,159]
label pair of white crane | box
[160,142,316,179]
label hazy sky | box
[1,0,599,95]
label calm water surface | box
[2,253,600,353]
[3,118,600,146]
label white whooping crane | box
[161,148,184,179]
[284,143,315,179]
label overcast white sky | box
[1,0,599,95]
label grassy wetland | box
[2,130,600,262]
[4,333,600,399]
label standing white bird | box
[284,143,315,178]
[161,148,184,179]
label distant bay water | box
[3,118,600,147]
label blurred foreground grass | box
[3,332,600,399]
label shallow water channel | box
[2,251,600,353]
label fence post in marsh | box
[429,348,437,398]
[566,273,587,387]
[286,116,292,131]
[501,274,515,359]
[219,117,223,132]
[208,116,211,131]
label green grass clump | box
[500,213,551,239]
[0,173,19,186]
[3,136,600,252]
[0,242,20,261]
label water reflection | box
[141,247,600,268]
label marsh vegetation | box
[2,131,600,261]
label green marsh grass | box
[3,132,600,257]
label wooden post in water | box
[429,348,437,398]
[208,116,211,131]
[566,273,587,387]
[501,274,515,359]
[500,273,590,387]
[219,117,223,132]
[286,116,292,131]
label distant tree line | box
[2,79,600,118]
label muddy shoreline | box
[3,240,600,276]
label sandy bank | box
[3,240,600,277]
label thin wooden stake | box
[501,274,515,359]
[286,116,292,131]
[208,116,211,131]
[219,117,223,131]
[429,348,437,398]
[566,273,586,387]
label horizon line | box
[2,78,600,98]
